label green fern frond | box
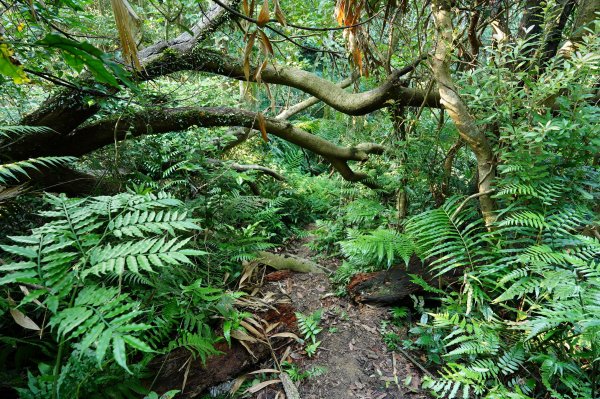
[405,196,489,276]
[0,125,56,139]
[0,156,77,184]
[498,211,547,229]
[343,198,385,225]
[340,228,414,268]
[49,286,153,371]
[167,332,221,365]
[84,237,206,277]
[108,209,201,238]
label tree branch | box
[11,107,385,186]
[20,0,237,133]
[275,73,359,120]
[142,47,440,116]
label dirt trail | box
[253,232,430,399]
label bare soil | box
[247,230,431,399]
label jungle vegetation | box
[0,0,599,398]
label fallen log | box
[147,302,297,398]
[257,251,327,273]
[347,256,448,305]
[347,266,425,305]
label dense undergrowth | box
[1,0,599,398]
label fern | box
[48,286,153,371]
[0,126,77,186]
[295,309,322,344]
[0,125,56,139]
[340,228,415,268]
[84,236,206,277]
[405,196,490,276]
[407,193,600,398]
[0,190,234,396]
[167,331,221,365]
[0,157,77,185]
[343,198,385,226]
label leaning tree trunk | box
[431,0,496,226]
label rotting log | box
[147,302,297,398]
[348,266,425,305]
[257,251,327,273]
[347,256,453,305]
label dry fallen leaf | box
[245,378,281,394]
[249,368,280,375]
[270,332,300,340]
[10,308,41,331]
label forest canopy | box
[0,0,599,398]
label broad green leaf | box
[112,335,131,373]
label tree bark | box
[440,138,464,202]
[558,0,600,56]
[518,0,544,41]
[431,0,496,226]
[539,0,578,69]
[141,47,440,116]
[7,107,386,187]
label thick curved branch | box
[276,73,359,120]
[143,47,440,116]
[23,1,438,140]
[20,0,237,133]
[214,72,361,152]
[12,107,384,186]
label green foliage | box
[341,228,415,268]
[281,361,327,382]
[0,191,243,397]
[37,34,135,89]
[397,35,600,397]
[406,191,599,398]
[0,156,77,185]
[0,126,77,186]
[296,309,323,357]
[390,306,409,323]
[1,1,599,398]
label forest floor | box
[246,228,431,399]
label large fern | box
[0,190,238,397]
[408,195,600,398]
[405,196,491,276]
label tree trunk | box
[431,0,496,226]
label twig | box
[451,189,496,219]
[394,347,434,378]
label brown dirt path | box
[251,231,431,399]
